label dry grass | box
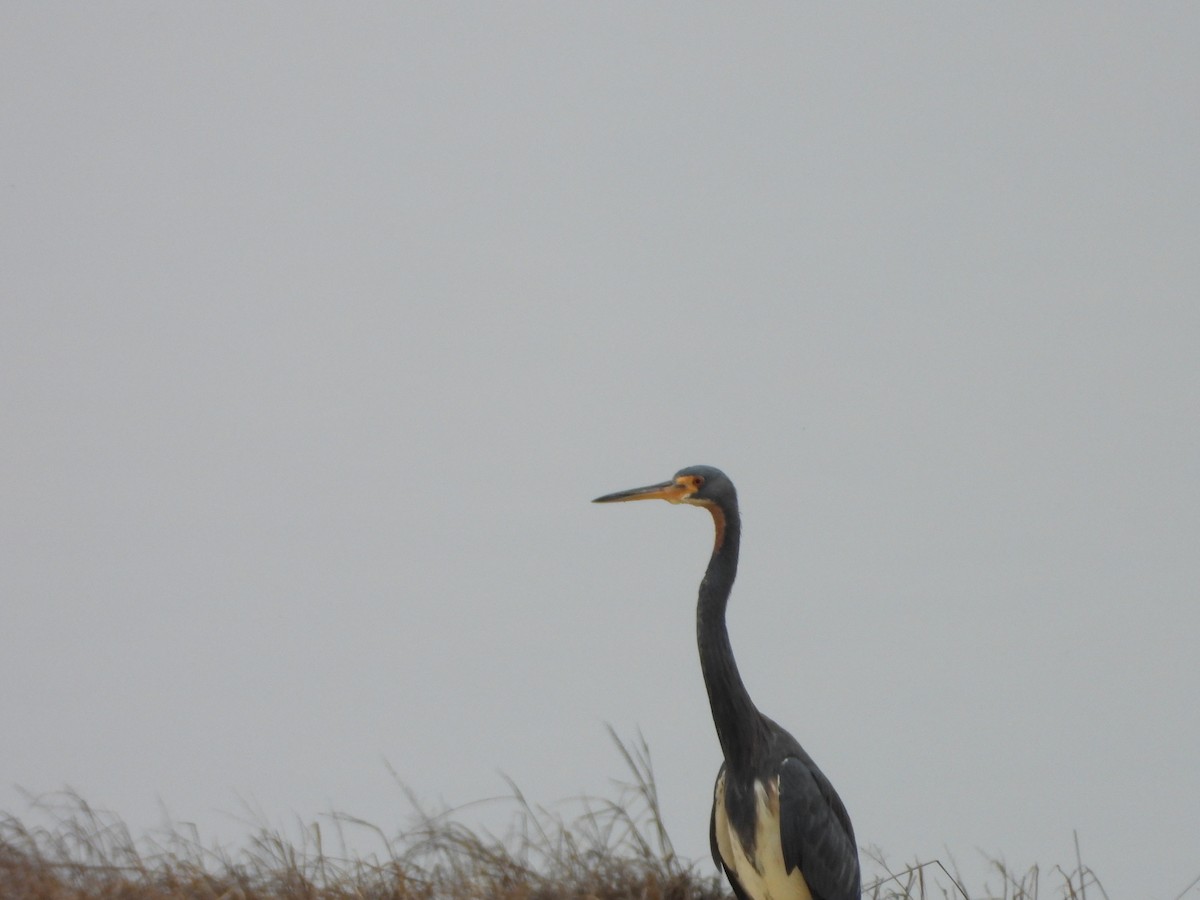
[0,730,719,900]
[863,842,1112,900]
[0,730,1149,900]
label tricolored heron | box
[595,465,860,900]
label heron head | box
[592,465,734,509]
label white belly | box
[713,775,812,900]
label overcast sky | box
[3,5,1198,897]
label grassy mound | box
[0,731,1118,899]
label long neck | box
[696,503,764,772]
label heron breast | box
[713,774,812,900]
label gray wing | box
[777,755,861,900]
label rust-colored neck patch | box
[691,498,726,552]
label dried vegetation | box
[0,731,1135,900]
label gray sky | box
[3,5,1198,897]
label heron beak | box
[593,479,690,505]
